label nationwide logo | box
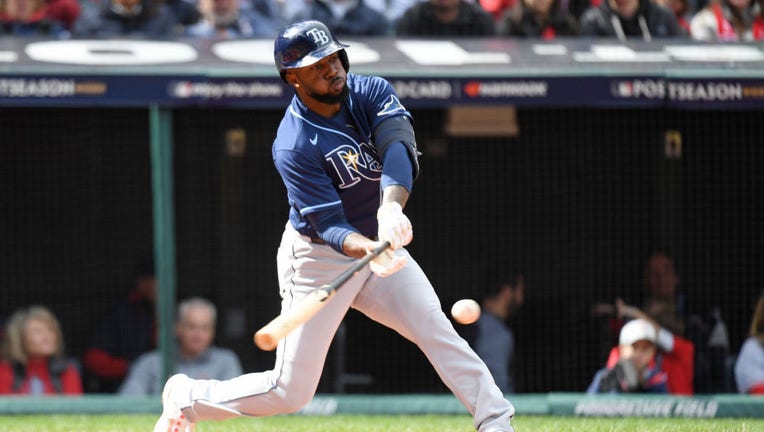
[170,81,283,99]
[610,79,665,99]
[463,81,547,98]
[391,80,451,99]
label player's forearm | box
[342,232,380,258]
[381,184,409,208]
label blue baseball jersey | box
[272,73,412,243]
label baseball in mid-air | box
[451,299,481,325]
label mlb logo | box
[616,81,633,97]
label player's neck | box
[306,101,342,118]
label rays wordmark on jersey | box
[325,142,382,189]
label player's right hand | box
[369,247,406,277]
[377,201,413,250]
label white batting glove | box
[377,202,413,250]
[369,248,407,278]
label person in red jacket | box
[0,305,82,395]
[605,299,695,395]
[588,318,670,393]
[83,258,156,393]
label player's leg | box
[155,226,366,428]
[352,249,514,432]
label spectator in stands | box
[561,0,597,20]
[119,297,242,395]
[473,272,525,394]
[0,305,83,395]
[641,251,686,336]
[165,0,201,34]
[659,0,692,34]
[365,0,418,24]
[0,0,70,37]
[592,251,730,393]
[690,0,764,41]
[46,0,81,30]
[579,0,688,40]
[185,0,277,38]
[645,251,730,393]
[73,0,176,38]
[588,300,694,395]
[499,0,579,37]
[587,317,670,394]
[82,258,157,393]
[480,0,517,22]
[734,292,764,394]
[290,0,391,36]
[396,0,497,36]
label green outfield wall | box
[0,394,761,418]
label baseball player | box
[153,19,515,432]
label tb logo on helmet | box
[306,28,330,46]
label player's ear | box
[285,72,300,88]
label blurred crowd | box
[1,0,763,41]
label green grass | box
[1,414,763,432]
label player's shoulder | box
[274,104,312,152]
[347,73,394,96]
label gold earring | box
[294,83,300,88]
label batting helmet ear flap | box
[338,49,349,74]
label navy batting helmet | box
[274,20,349,83]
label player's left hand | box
[377,201,413,250]
[369,247,407,277]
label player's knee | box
[280,390,314,414]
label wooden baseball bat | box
[253,241,391,351]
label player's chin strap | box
[374,115,421,180]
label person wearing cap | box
[587,300,695,395]
[587,318,669,393]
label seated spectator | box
[165,0,202,34]
[0,305,82,395]
[480,0,517,22]
[690,0,764,41]
[592,251,729,393]
[73,0,176,38]
[579,0,688,40]
[473,272,525,394]
[365,0,418,24]
[46,0,81,30]
[185,0,277,38]
[396,0,497,36]
[119,297,242,395]
[0,0,70,37]
[291,0,391,36]
[734,292,764,394]
[596,299,695,395]
[644,251,729,393]
[499,0,579,37]
[82,258,157,393]
[659,0,692,34]
[588,318,669,394]
[562,0,598,20]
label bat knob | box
[254,331,277,351]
